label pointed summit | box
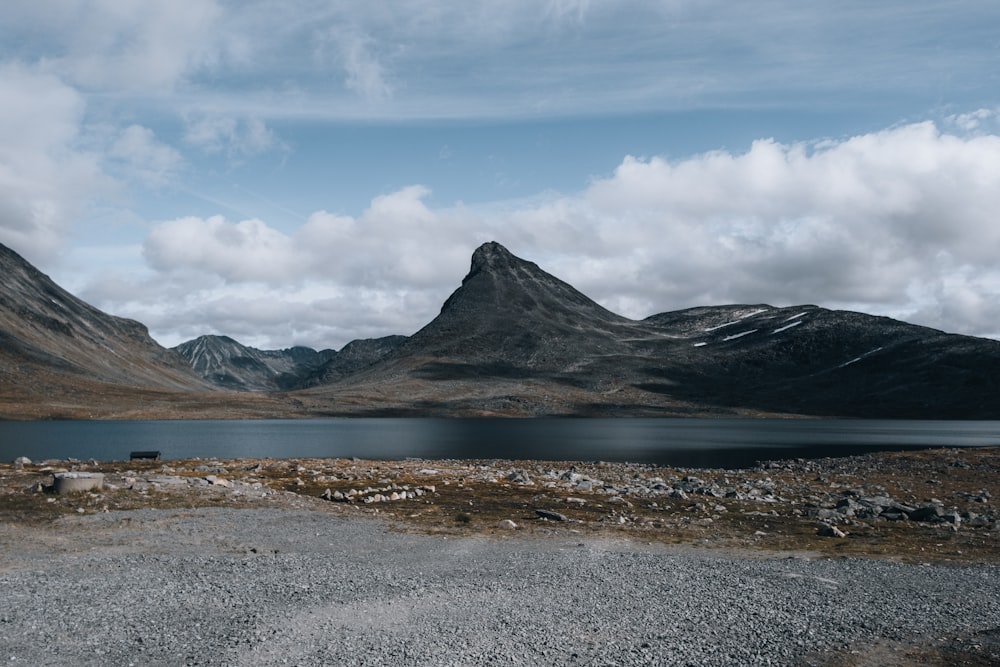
[401,242,637,371]
[466,241,525,278]
[439,242,621,318]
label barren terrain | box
[1,447,998,665]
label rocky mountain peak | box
[471,240,510,262]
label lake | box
[2,418,999,469]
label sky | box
[2,1,1000,351]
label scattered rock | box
[907,505,942,522]
[535,509,567,522]
[506,471,532,484]
[497,519,518,530]
[818,525,847,538]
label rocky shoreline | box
[4,446,998,563]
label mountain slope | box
[0,243,274,418]
[0,243,207,391]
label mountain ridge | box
[3,240,1000,419]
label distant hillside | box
[172,334,406,392]
[172,335,336,392]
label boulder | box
[497,519,518,530]
[907,505,943,522]
[506,471,532,485]
[535,509,567,522]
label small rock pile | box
[319,484,436,504]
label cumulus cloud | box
[90,118,1000,349]
[0,63,112,263]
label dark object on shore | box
[535,509,568,522]
[130,451,161,461]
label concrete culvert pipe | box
[53,472,104,494]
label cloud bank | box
[74,117,1000,349]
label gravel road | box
[1,507,998,666]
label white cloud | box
[339,33,393,101]
[144,215,298,284]
[103,118,1000,348]
[0,0,225,92]
[183,114,283,159]
[3,1,998,121]
[0,63,112,263]
[108,125,183,188]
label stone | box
[497,519,518,530]
[506,471,531,484]
[535,509,567,522]
[940,512,962,526]
[907,505,943,522]
[817,524,847,538]
[858,496,893,510]
[835,498,860,516]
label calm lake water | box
[1,419,999,468]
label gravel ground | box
[1,507,998,666]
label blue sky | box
[2,1,1000,350]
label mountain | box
[396,241,641,370]
[295,243,1000,418]
[0,243,222,418]
[173,335,406,391]
[172,335,336,392]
